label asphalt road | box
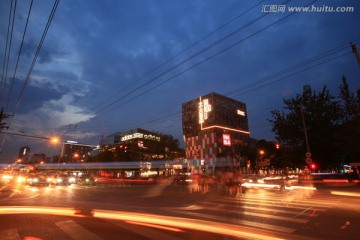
[0,181,360,240]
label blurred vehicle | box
[27,173,49,186]
[1,173,14,183]
[172,175,192,185]
[76,175,96,185]
[50,173,76,185]
[15,174,28,184]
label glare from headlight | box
[17,176,24,183]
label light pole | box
[300,103,312,164]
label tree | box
[269,78,359,170]
[334,76,360,163]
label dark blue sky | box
[1,0,359,162]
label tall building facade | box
[18,146,30,163]
[182,92,250,170]
[60,142,97,162]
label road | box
[0,180,360,239]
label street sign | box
[305,152,311,158]
[306,157,312,164]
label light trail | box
[0,206,312,240]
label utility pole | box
[0,107,11,130]
[300,103,312,164]
[351,42,360,68]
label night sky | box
[1,0,359,162]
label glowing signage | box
[121,133,160,142]
[237,110,245,116]
[198,98,212,124]
[223,134,231,146]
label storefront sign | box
[223,133,231,146]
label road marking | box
[200,201,319,217]
[213,198,328,211]
[0,228,21,240]
[165,209,296,233]
[56,220,103,240]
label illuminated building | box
[60,141,97,162]
[182,92,250,171]
[103,128,166,161]
[103,128,160,145]
[18,146,30,163]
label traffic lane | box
[0,182,214,208]
[0,208,315,240]
[3,183,360,239]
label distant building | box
[60,142,97,162]
[103,128,163,161]
[182,92,250,171]
[29,153,47,164]
[18,146,30,163]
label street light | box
[51,137,60,144]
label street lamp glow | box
[51,137,59,144]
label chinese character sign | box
[198,98,212,124]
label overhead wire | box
[227,40,360,97]
[89,0,267,113]
[100,39,357,135]
[61,0,327,137]
[0,0,61,154]
[53,0,274,138]
[98,0,313,116]
[12,0,60,116]
[1,0,13,101]
[5,0,34,111]
[1,0,17,103]
[87,0,291,118]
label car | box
[27,174,50,186]
[51,174,76,185]
[76,175,96,185]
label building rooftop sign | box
[121,132,160,142]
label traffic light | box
[310,163,316,170]
[275,143,280,149]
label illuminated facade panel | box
[182,92,250,167]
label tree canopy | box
[269,77,360,170]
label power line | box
[92,39,356,137]
[5,0,34,111]
[1,0,17,103]
[89,0,266,113]
[81,0,295,121]
[0,0,61,153]
[60,0,323,137]
[227,40,360,97]
[98,0,306,115]
[12,0,60,116]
